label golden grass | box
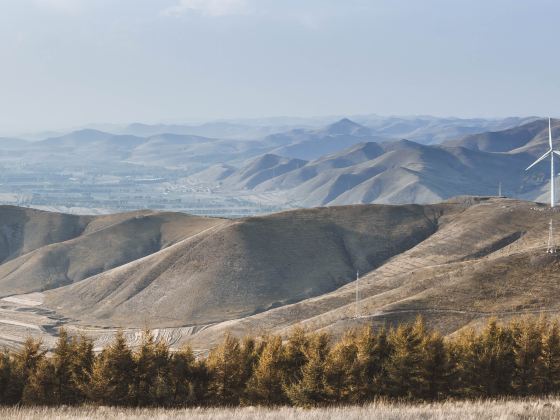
[2,399,560,420]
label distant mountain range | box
[0,115,553,211]
[113,115,536,144]
[193,118,556,206]
[353,115,537,145]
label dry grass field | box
[1,399,559,419]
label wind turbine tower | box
[526,118,559,252]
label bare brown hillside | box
[182,197,560,349]
[46,204,445,327]
[0,208,226,295]
[1,198,559,352]
[0,206,93,264]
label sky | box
[1,0,560,134]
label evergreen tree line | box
[1,316,560,407]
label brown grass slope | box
[183,197,560,349]
[0,211,224,296]
[5,197,560,353]
[45,204,447,327]
[0,206,93,264]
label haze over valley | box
[0,115,550,216]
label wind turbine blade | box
[526,151,551,170]
[550,118,553,149]
[554,151,560,158]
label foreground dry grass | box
[2,399,560,420]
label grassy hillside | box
[0,209,225,295]
[1,197,559,352]
[183,197,560,349]
[46,204,444,327]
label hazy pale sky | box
[1,0,559,133]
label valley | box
[0,116,543,215]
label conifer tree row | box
[1,317,560,407]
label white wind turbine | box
[526,118,559,208]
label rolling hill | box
[0,197,558,352]
[0,207,225,295]
[45,203,441,327]
[180,197,560,349]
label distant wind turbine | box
[526,118,559,208]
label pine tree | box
[246,335,286,405]
[169,345,199,405]
[323,331,358,403]
[479,319,515,396]
[131,330,173,406]
[354,325,391,401]
[285,332,330,407]
[51,329,79,404]
[420,331,449,400]
[89,330,135,406]
[23,330,91,406]
[0,350,13,404]
[448,327,478,397]
[239,336,262,401]
[191,357,211,405]
[452,319,515,397]
[22,358,56,405]
[206,333,245,405]
[511,317,544,395]
[70,334,94,403]
[283,327,309,387]
[385,318,425,399]
[150,340,173,405]
[539,320,560,394]
[11,338,46,404]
